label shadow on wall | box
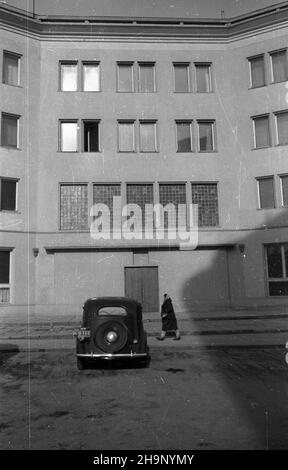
[180,210,288,449]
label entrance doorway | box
[124,266,159,313]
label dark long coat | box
[161,297,178,331]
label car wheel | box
[77,357,86,370]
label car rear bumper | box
[76,352,149,359]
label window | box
[266,244,288,296]
[159,183,186,228]
[176,121,192,152]
[139,121,157,152]
[280,175,288,206]
[118,121,135,152]
[275,111,288,145]
[0,250,10,303]
[252,115,270,148]
[197,120,215,152]
[93,184,121,220]
[60,61,78,91]
[248,55,265,88]
[257,177,275,209]
[173,63,190,92]
[195,63,212,92]
[60,184,88,230]
[83,120,100,152]
[117,63,134,92]
[270,50,288,83]
[59,121,78,152]
[0,178,17,211]
[191,183,219,227]
[3,51,20,86]
[127,184,154,227]
[1,113,19,148]
[138,63,155,93]
[82,62,100,91]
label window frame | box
[139,120,158,153]
[2,50,21,87]
[247,54,266,89]
[279,173,288,207]
[269,48,288,84]
[59,119,79,152]
[0,177,18,212]
[197,120,216,152]
[191,181,220,228]
[137,62,156,93]
[175,120,193,153]
[256,176,276,210]
[194,62,212,93]
[173,62,191,93]
[82,119,101,152]
[252,114,271,149]
[265,243,288,297]
[1,112,20,149]
[274,110,288,146]
[59,60,78,92]
[81,61,101,92]
[117,62,134,93]
[59,182,89,231]
[117,120,136,152]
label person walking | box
[157,293,181,340]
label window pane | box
[269,281,288,296]
[174,64,189,92]
[258,178,275,208]
[138,64,155,92]
[61,122,77,151]
[1,180,16,211]
[118,64,133,92]
[1,114,18,147]
[285,244,288,277]
[60,185,88,230]
[3,53,19,86]
[249,56,265,87]
[267,245,283,278]
[61,63,77,91]
[93,184,121,220]
[191,183,219,227]
[127,184,154,226]
[83,121,99,152]
[271,50,287,83]
[159,184,186,228]
[196,64,211,92]
[0,251,10,284]
[118,122,134,151]
[198,122,214,151]
[281,175,288,206]
[176,122,192,152]
[83,63,100,91]
[254,116,270,148]
[276,113,288,145]
[140,122,156,152]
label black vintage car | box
[75,296,150,369]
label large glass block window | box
[0,250,10,303]
[0,178,17,211]
[82,62,100,91]
[198,120,215,152]
[118,121,135,152]
[93,184,121,220]
[176,121,192,152]
[159,183,186,228]
[138,63,155,92]
[139,121,157,152]
[253,115,270,148]
[3,51,20,86]
[173,63,190,92]
[266,244,288,296]
[257,177,275,209]
[270,50,288,83]
[60,62,78,91]
[60,184,88,230]
[280,175,288,206]
[1,113,19,148]
[117,63,134,92]
[248,55,265,88]
[83,120,99,152]
[275,111,288,146]
[60,121,78,152]
[195,63,212,92]
[191,183,219,227]
[127,184,154,227]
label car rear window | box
[98,306,127,316]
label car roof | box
[83,296,141,308]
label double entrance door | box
[124,266,159,313]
